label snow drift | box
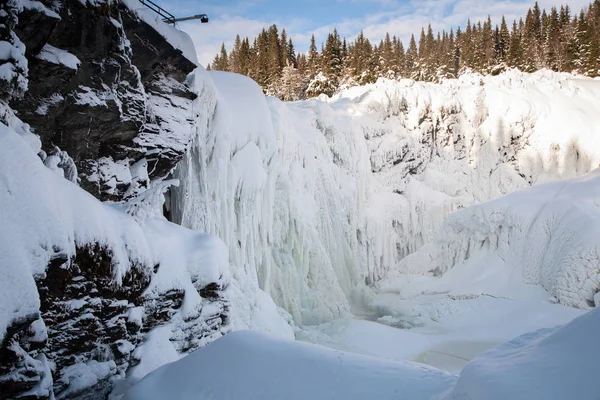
[445,306,600,400]
[122,330,456,400]
[124,307,600,400]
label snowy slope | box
[0,117,292,397]
[445,306,600,400]
[122,330,456,400]
[172,68,600,326]
[125,308,600,400]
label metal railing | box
[137,0,208,24]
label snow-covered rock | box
[0,121,233,398]
[12,0,200,201]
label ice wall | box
[173,68,600,325]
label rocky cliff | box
[11,0,197,201]
[0,1,230,399]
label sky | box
[154,0,593,66]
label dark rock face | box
[0,245,230,400]
[12,0,198,201]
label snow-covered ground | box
[123,307,600,400]
[122,330,457,400]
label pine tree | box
[307,34,319,77]
[406,34,418,74]
[393,36,406,76]
[211,43,229,71]
[239,38,251,75]
[544,7,561,70]
[252,29,270,87]
[381,32,395,77]
[230,35,242,73]
[287,38,297,67]
[508,20,523,68]
[266,24,283,92]
[321,29,344,91]
[280,29,289,68]
[574,11,591,72]
[498,16,510,63]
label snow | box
[18,0,61,19]
[381,170,600,309]
[299,296,584,374]
[445,306,600,400]
[73,85,110,107]
[127,326,180,383]
[20,354,54,399]
[37,44,81,70]
[122,330,457,400]
[58,360,116,398]
[125,308,600,400]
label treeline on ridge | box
[208,0,600,100]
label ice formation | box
[172,67,600,325]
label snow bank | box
[446,306,600,400]
[122,330,456,400]
[385,170,600,309]
[173,68,600,325]
[125,304,599,400]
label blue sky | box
[156,0,591,66]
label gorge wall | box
[2,0,600,399]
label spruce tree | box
[498,16,510,63]
[508,20,523,68]
[211,43,229,71]
[393,36,406,76]
[230,35,242,73]
[574,11,591,73]
[381,32,395,77]
[406,34,418,74]
[307,34,320,77]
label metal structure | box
[138,0,209,24]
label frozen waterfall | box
[171,67,600,327]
